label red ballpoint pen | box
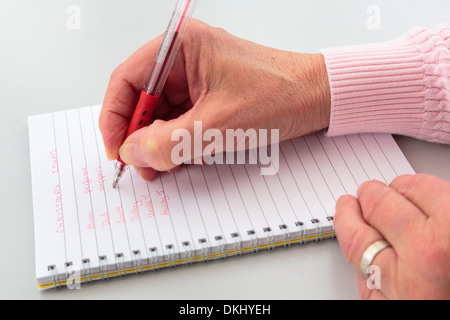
[112,0,198,188]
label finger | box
[99,79,140,160]
[334,195,396,268]
[118,109,199,172]
[99,35,164,160]
[135,165,181,182]
[168,165,182,173]
[334,195,397,298]
[356,180,426,249]
[389,173,450,218]
[135,167,159,181]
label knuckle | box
[187,18,203,29]
[185,19,210,41]
[391,173,430,195]
[358,181,388,220]
[211,25,230,37]
[109,63,124,81]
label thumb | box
[118,113,200,172]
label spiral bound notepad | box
[28,105,415,290]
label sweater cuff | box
[320,26,450,143]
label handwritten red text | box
[54,185,64,233]
[50,149,59,175]
[82,167,92,194]
[157,190,170,216]
[115,205,125,224]
[96,166,106,192]
[140,194,154,218]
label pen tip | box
[112,180,118,189]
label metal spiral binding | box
[263,227,274,250]
[327,216,335,238]
[43,217,336,289]
[295,221,306,245]
[48,265,61,288]
[311,218,323,242]
[149,247,160,271]
[231,232,242,256]
[65,261,73,280]
[215,235,226,258]
[115,253,126,277]
[132,250,143,274]
[279,224,291,247]
[65,261,82,289]
[182,241,193,264]
[166,244,176,267]
[199,238,209,262]
[82,258,92,283]
[247,230,258,253]
[99,256,109,279]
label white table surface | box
[1,0,449,300]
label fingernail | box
[105,148,116,161]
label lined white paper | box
[28,105,415,289]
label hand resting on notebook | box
[334,174,450,300]
[99,19,331,180]
[99,20,450,299]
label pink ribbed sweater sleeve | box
[320,25,450,144]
